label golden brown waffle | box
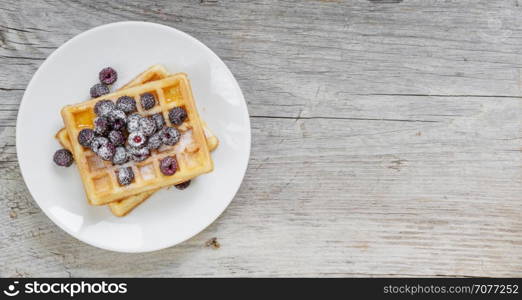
[109,189,158,217]
[61,73,214,205]
[55,65,218,216]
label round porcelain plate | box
[16,22,250,253]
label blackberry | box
[53,149,74,167]
[112,146,128,165]
[160,127,180,146]
[93,116,110,136]
[109,109,127,130]
[147,132,162,150]
[150,113,165,129]
[140,92,156,110]
[97,143,115,161]
[108,130,125,146]
[127,114,142,132]
[90,83,110,98]
[159,156,178,176]
[128,131,147,148]
[128,146,150,162]
[139,117,156,136]
[116,96,137,114]
[168,107,187,125]
[99,67,117,85]
[90,136,109,153]
[175,180,191,190]
[94,100,115,117]
[117,167,134,186]
[77,128,95,147]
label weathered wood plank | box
[1,0,522,277]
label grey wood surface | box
[1,0,522,277]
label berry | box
[116,96,137,114]
[77,128,95,147]
[94,100,115,117]
[53,149,74,167]
[128,131,146,148]
[147,132,162,150]
[127,114,142,132]
[159,156,178,176]
[112,146,128,165]
[117,167,134,186]
[168,107,187,125]
[140,92,156,110]
[93,116,110,136]
[90,136,109,153]
[175,180,191,190]
[160,127,180,146]
[128,146,150,162]
[99,67,117,85]
[108,130,125,146]
[108,109,126,130]
[97,143,115,161]
[139,117,156,136]
[90,83,110,98]
[150,113,165,128]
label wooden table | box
[1,0,521,277]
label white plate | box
[16,22,250,253]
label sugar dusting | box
[173,130,194,153]
[88,155,105,170]
[140,164,156,180]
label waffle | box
[108,189,158,216]
[61,73,214,205]
[56,65,218,216]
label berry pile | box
[84,97,186,171]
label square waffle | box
[61,73,214,205]
[56,65,218,216]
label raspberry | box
[147,132,162,150]
[159,156,178,176]
[90,136,109,153]
[128,146,150,162]
[99,67,117,85]
[140,92,156,110]
[53,149,73,167]
[77,128,95,147]
[90,84,110,98]
[168,107,187,125]
[150,113,165,128]
[128,131,146,148]
[94,100,115,117]
[109,109,126,131]
[116,96,137,114]
[112,146,128,165]
[139,117,156,136]
[93,116,110,136]
[117,167,134,186]
[175,180,191,190]
[160,127,180,146]
[97,143,115,161]
[108,130,125,146]
[126,114,142,132]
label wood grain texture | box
[1,0,522,277]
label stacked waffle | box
[56,65,217,216]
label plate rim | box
[16,21,251,253]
